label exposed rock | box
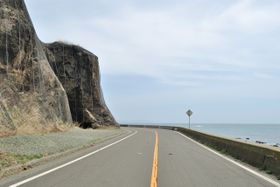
[45,42,117,128]
[0,0,117,135]
[0,99,16,136]
[0,0,72,135]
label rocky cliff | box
[0,0,117,136]
[44,42,117,128]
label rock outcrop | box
[44,42,117,128]
[0,0,117,135]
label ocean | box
[177,123,280,145]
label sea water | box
[178,123,280,145]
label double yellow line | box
[150,131,158,187]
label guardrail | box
[120,124,280,179]
[120,124,175,130]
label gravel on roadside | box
[0,127,124,156]
[0,127,125,173]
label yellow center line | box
[150,130,158,187]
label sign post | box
[186,109,193,129]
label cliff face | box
[0,0,117,135]
[0,0,73,135]
[45,43,117,128]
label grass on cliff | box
[1,79,75,137]
[4,103,74,136]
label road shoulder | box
[0,127,129,183]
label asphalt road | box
[2,128,279,187]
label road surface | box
[1,128,279,187]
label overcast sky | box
[25,0,280,124]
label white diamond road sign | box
[186,110,193,117]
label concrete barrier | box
[176,127,280,177]
[120,124,280,178]
[120,124,175,130]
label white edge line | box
[176,131,280,187]
[9,130,138,187]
